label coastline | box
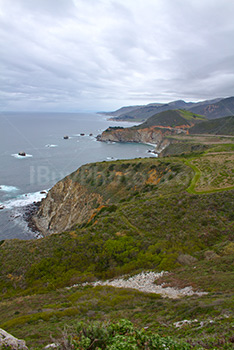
[23,201,42,238]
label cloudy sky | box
[1,0,234,112]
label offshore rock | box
[18,151,26,156]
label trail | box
[184,158,234,194]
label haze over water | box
[0,112,155,240]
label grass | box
[184,153,234,194]
[0,142,234,349]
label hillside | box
[189,96,234,119]
[99,105,143,117]
[32,158,190,235]
[133,109,206,129]
[0,142,234,348]
[108,100,194,122]
[105,97,233,122]
[97,110,206,151]
[0,136,234,349]
[189,115,234,135]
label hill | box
[98,105,143,117]
[189,115,234,135]
[97,110,206,149]
[107,100,195,122]
[133,109,206,129]
[189,96,234,119]
[0,141,234,349]
[105,97,234,122]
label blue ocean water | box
[0,112,156,240]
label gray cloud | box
[0,0,234,111]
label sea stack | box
[18,151,26,156]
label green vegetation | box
[132,110,206,130]
[0,139,234,349]
[178,109,206,121]
[56,319,192,350]
[190,115,234,135]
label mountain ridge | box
[105,97,232,122]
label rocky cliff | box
[33,159,186,235]
[97,125,186,153]
[97,110,206,153]
[33,175,104,235]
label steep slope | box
[189,96,234,119]
[189,115,234,135]
[33,158,187,235]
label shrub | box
[57,319,192,350]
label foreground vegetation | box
[0,137,234,349]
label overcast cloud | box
[1,0,234,111]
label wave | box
[2,190,48,210]
[0,185,19,193]
[11,153,33,159]
[45,144,58,148]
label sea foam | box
[45,144,58,148]
[11,153,33,159]
[0,185,19,193]
[2,190,48,210]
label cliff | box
[32,176,104,235]
[32,158,189,235]
[97,110,206,153]
[97,125,185,149]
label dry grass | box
[191,154,234,191]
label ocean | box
[0,112,156,240]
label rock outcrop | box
[0,329,28,350]
[18,152,26,156]
[97,109,206,153]
[97,126,185,149]
[32,159,185,236]
[33,176,104,235]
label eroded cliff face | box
[33,159,186,236]
[33,176,104,235]
[97,126,186,153]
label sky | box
[1,0,234,112]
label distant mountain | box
[104,97,232,122]
[99,105,143,117]
[108,100,193,122]
[189,97,234,119]
[189,115,234,135]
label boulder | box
[18,152,26,156]
[0,328,28,350]
[0,205,5,210]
